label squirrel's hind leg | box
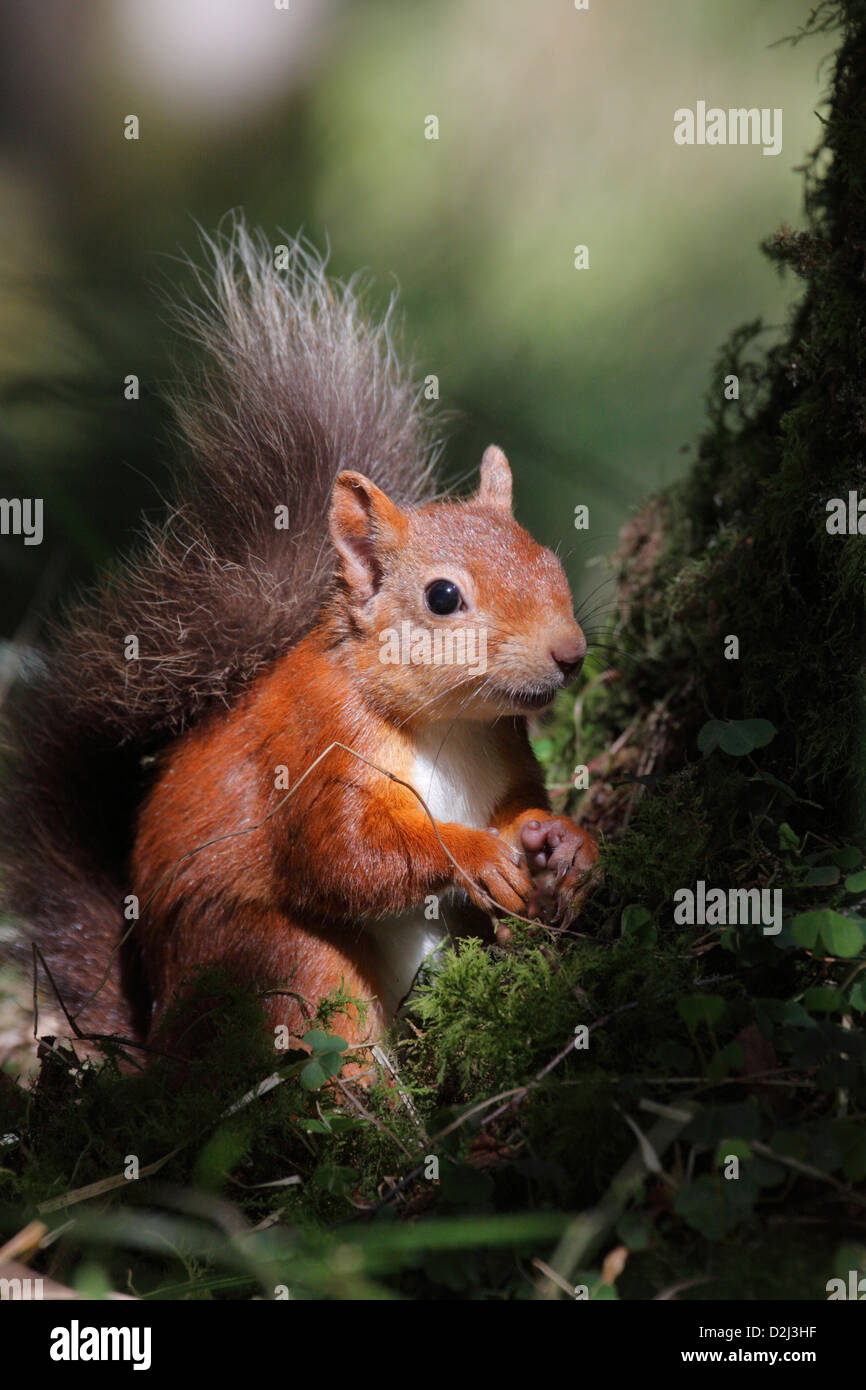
[143,904,386,1060]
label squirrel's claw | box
[520,818,599,926]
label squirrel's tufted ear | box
[475,445,513,511]
[330,471,408,601]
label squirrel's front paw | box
[520,817,599,926]
[455,829,533,915]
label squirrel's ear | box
[475,445,513,511]
[330,471,408,600]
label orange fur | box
[131,454,598,1054]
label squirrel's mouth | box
[496,684,559,712]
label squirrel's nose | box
[550,629,586,679]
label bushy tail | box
[0,215,440,1040]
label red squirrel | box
[1,219,597,1056]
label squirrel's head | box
[329,446,586,725]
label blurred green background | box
[0,0,831,632]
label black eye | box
[425,579,463,615]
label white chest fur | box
[362,720,510,1017]
[408,719,510,829]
